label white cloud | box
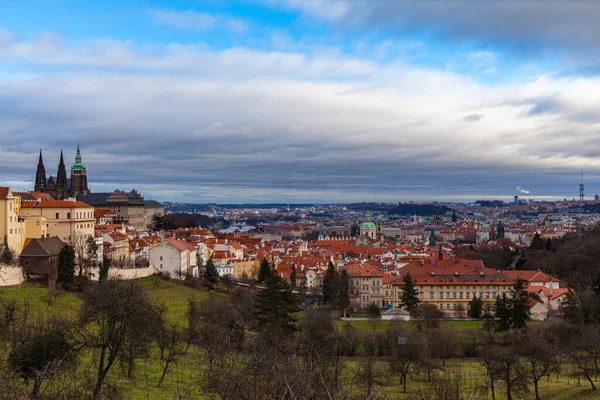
[1,27,600,201]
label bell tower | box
[70,143,88,196]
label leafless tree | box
[388,327,424,393]
[515,326,559,399]
[569,325,600,391]
[354,355,389,399]
[157,323,183,387]
[77,279,164,398]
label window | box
[67,213,71,219]
[9,216,12,222]
[160,256,163,261]
[24,260,30,266]
[36,221,40,226]
[439,304,444,309]
[56,213,59,219]
[9,229,12,234]
[446,304,451,309]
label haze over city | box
[2,0,600,202]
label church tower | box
[70,144,88,196]
[34,150,47,192]
[55,150,68,200]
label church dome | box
[360,221,376,229]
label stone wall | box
[88,265,156,281]
[0,265,25,286]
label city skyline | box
[2,1,600,202]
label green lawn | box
[338,319,485,332]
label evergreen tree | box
[468,296,483,319]
[57,244,75,287]
[339,269,350,314]
[290,264,297,288]
[561,290,583,324]
[204,259,218,283]
[545,238,552,251]
[529,233,545,250]
[99,256,111,282]
[323,261,339,309]
[399,272,420,314]
[253,275,298,333]
[495,294,512,332]
[0,244,15,265]
[257,257,272,283]
[509,277,530,329]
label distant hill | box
[387,203,453,216]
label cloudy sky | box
[1,0,600,203]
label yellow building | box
[395,259,514,317]
[0,187,26,256]
[232,260,256,279]
[20,199,95,244]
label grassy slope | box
[1,280,598,399]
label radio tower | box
[580,169,585,202]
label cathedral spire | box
[34,149,47,192]
[56,149,68,199]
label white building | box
[149,238,197,279]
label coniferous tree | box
[253,275,298,333]
[323,261,339,309]
[495,294,512,332]
[468,296,483,319]
[509,278,530,329]
[204,259,218,283]
[258,257,272,283]
[561,290,583,324]
[290,264,297,288]
[340,269,350,315]
[0,244,15,265]
[529,233,545,250]
[99,255,111,282]
[57,244,75,287]
[399,272,420,314]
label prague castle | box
[34,144,88,200]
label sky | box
[1,0,600,203]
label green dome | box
[360,221,376,229]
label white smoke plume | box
[516,186,530,194]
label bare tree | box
[157,324,183,387]
[569,325,600,391]
[77,280,164,398]
[515,326,559,399]
[354,356,389,399]
[388,327,423,393]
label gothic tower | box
[34,150,47,192]
[55,150,69,200]
[70,144,88,196]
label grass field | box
[338,319,485,332]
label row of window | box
[425,291,506,300]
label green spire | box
[71,143,86,172]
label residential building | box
[346,265,384,308]
[20,199,94,243]
[19,236,65,287]
[0,187,26,255]
[397,259,515,317]
[149,238,197,279]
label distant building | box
[595,194,599,201]
[359,214,377,239]
[78,189,163,232]
[34,145,89,200]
